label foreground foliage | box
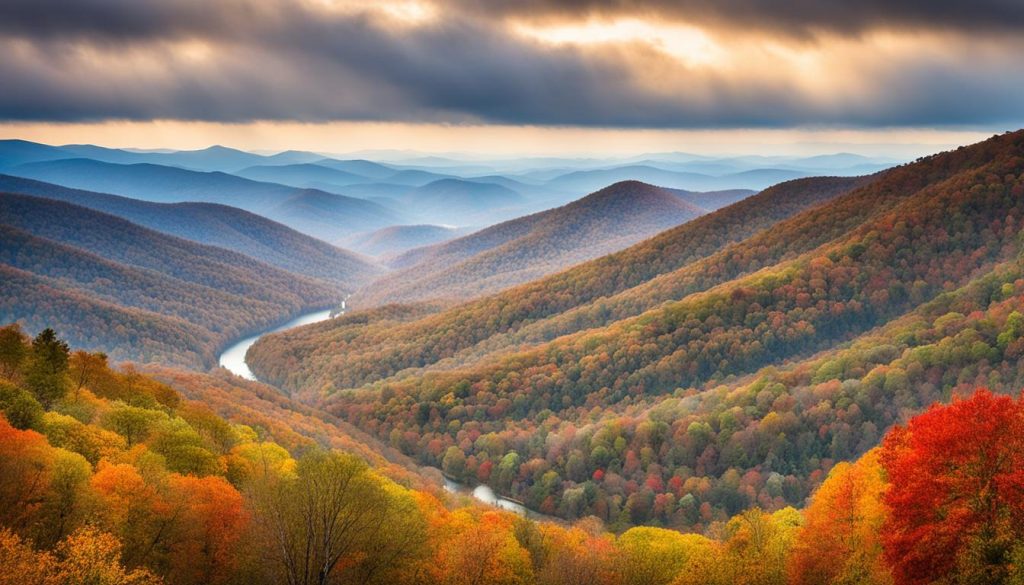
[2,324,1023,583]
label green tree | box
[0,325,28,380]
[25,329,70,407]
[443,446,468,479]
[0,381,43,430]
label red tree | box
[879,389,1024,584]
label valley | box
[3,130,1023,585]
[3,3,1020,583]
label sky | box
[0,0,1021,157]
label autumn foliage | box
[880,389,1024,585]
[244,130,1024,531]
[5,329,1024,582]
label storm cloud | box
[0,0,1022,128]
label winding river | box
[442,477,529,516]
[218,308,336,380]
[217,300,537,516]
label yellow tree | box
[618,526,719,585]
[721,507,802,585]
[54,527,163,585]
[248,448,427,585]
[788,450,891,585]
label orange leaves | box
[0,416,53,531]
[880,389,1024,585]
[422,509,533,585]
[164,475,248,585]
[788,450,891,585]
[0,528,58,585]
[90,463,252,582]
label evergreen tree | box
[25,329,70,407]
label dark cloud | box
[0,0,1022,127]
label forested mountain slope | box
[0,175,382,287]
[0,194,340,366]
[251,175,867,391]
[250,130,1024,528]
[353,181,708,307]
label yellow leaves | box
[0,527,161,585]
[225,441,297,484]
[0,528,59,585]
[720,507,802,585]
[619,527,719,585]
[788,449,891,585]
[55,527,162,585]
[40,411,126,464]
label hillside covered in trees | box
[3,325,1022,584]
[0,194,343,367]
[0,175,383,287]
[353,181,713,307]
[248,130,1024,530]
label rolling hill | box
[353,181,708,306]
[7,158,400,240]
[397,178,529,225]
[0,193,342,367]
[251,174,866,391]
[0,174,382,287]
[312,158,403,179]
[247,130,1024,529]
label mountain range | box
[354,181,710,306]
[6,157,400,240]
[245,130,1024,528]
[0,174,381,286]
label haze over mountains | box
[7,157,400,241]
[0,193,341,367]
[0,174,382,287]
[0,136,904,367]
[355,181,711,306]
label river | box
[442,477,530,516]
[218,308,336,380]
[217,302,537,516]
